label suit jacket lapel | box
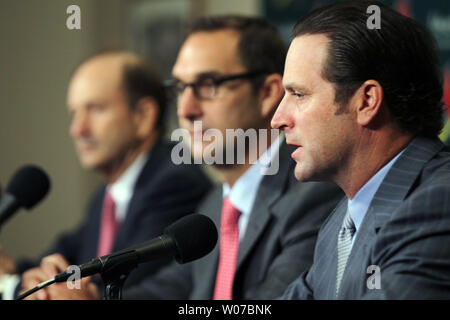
[370,136,444,231]
[88,187,107,260]
[114,141,165,249]
[313,198,347,299]
[196,188,223,296]
[237,141,294,269]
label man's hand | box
[21,253,100,300]
[46,277,100,300]
[21,266,51,300]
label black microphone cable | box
[16,278,56,300]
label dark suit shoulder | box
[370,142,450,299]
[135,140,212,197]
[140,140,210,180]
[419,146,450,185]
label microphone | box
[0,165,51,229]
[54,213,218,283]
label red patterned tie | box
[213,197,241,300]
[97,191,118,257]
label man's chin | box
[78,156,103,171]
[212,162,238,170]
[294,164,325,183]
[294,165,310,182]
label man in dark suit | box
[272,0,450,299]
[3,51,211,299]
[122,15,343,300]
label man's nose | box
[70,112,90,138]
[177,86,203,121]
[271,94,293,130]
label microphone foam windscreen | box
[6,165,51,209]
[164,214,218,264]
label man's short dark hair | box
[122,60,167,133]
[188,15,287,94]
[292,0,444,138]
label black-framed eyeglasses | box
[164,70,266,100]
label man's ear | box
[354,80,384,127]
[133,97,159,139]
[259,73,284,119]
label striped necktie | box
[336,210,356,296]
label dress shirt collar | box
[348,148,405,231]
[107,151,149,223]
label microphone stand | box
[102,273,129,300]
[97,250,139,300]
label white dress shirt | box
[107,152,149,223]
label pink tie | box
[97,191,118,257]
[213,197,241,300]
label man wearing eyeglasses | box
[121,15,343,300]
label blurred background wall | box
[0,0,449,261]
